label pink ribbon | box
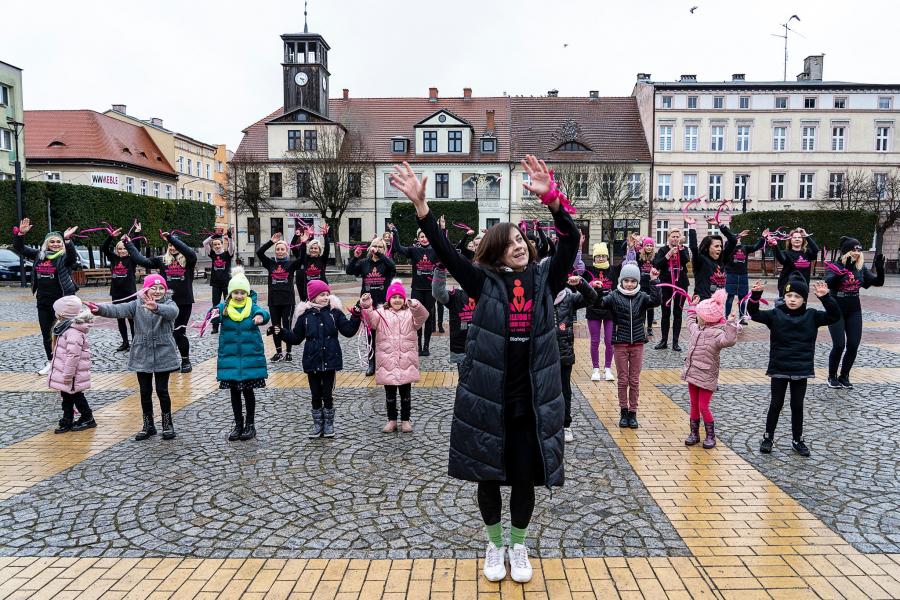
[539,170,577,215]
[655,282,695,307]
[713,199,731,225]
[681,196,705,225]
[452,222,474,231]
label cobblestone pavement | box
[0,391,130,448]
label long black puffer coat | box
[554,280,597,365]
[597,285,661,345]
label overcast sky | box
[4,0,898,151]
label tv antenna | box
[771,15,802,81]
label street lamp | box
[6,117,26,287]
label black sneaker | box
[792,439,810,457]
[421,347,430,357]
[228,419,244,442]
[671,342,682,352]
[270,352,284,363]
[54,418,73,434]
[827,376,842,389]
[179,358,192,373]
[837,376,853,389]
[284,353,293,362]
[116,342,130,352]
[653,340,668,350]
[618,407,629,428]
[760,433,774,454]
[239,422,256,440]
[627,411,639,429]
[71,416,96,432]
[438,326,445,333]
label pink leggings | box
[688,383,714,423]
[588,318,614,369]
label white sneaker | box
[604,367,615,381]
[508,544,533,583]
[564,427,574,443]
[591,368,602,381]
[483,542,507,582]
[38,361,52,376]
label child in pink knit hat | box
[681,290,741,449]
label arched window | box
[555,141,591,152]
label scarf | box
[617,284,639,296]
[46,249,65,260]
[225,298,251,322]
[593,258,610,270]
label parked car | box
[75,247,104,270]
[0,249,33,281]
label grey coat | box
[96,294,181,373]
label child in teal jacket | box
[212,267,270,441]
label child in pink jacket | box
[681,289,740,449]
[48,295,97,434]
[360,279,429,433]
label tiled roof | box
[24,110,177,176]
[509,97,651,163]
[233,95,650,165]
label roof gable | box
[414,110,472,128]
[267,106,337,126]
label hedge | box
[0,180,215,251]
[389,200,479,263]
[729,209,877,256]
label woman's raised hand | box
[521,154,553,200]
[63,226,79,240]
[18,218,32,234]
[111,227,123,237]
[389,162,428,216]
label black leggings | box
[437,302,445,328]
[646,307,655,331]
[211,285,225,307]
[308,370,336,410]
[37,305,55,360]
[174,304,192,359]
[477,482,536,529]
[766,378,807,441]
[136,371,172,416]
[560,363,573,427]
[270,304,294,353]
[659,287,685,344]
[60,391,92,421]
[229,387,256,423]
[828,308,863,378]
[412,289,435,349]
[117,318,135,344]
[385,383,411,420]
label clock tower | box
[281,32,331,117]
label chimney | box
[485,110,495,133]
[463,87,472,100]
[547,89,559,97]
[342,88,349,100]
[150,117,163,127]
[679,74,697,82]
[732,73,745,81]
[111,104,127,114]
[636,73,652,82]
[589,90,599,99]
[429,87,438,102]
[803,55,824,81]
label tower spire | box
[304,0,308,33]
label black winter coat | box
[13,234,79,306]
[774,237,819,296]
[280,299,361,373]
[346,252,396,306]
[598,285,661,345]
[689,228,727,300]
[554,281,597,365]
[583,264,617,320]
[748,290,840,378]
[652,246,690,286]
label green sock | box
[509,526,527,547]
[485,522,503,547]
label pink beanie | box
[642,237,654,248]
[307,279,331,300]
[386,279,407,301]
[53,295,83,319]
[695,289,727,324]
[143,274,168,290]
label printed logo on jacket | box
[164,263,186,281]
[35,260,57,279]
[509,279,533,340]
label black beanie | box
[783,272,809,301]
[840,236,862,255]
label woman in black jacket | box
[125,231,198,372]
[772,228,819,297]
[391,155,577,585]
[202,228,234,334]
[101,227,142,351]
[291,224,331,301]
[719,224,765,318]
[652,228,690,351]
[12,218,80,374]
[688,217,727,302]
[256,234,304,363]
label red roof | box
[234,95,650,165]
[24,110,177,176]
[509,97,651,163]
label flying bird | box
[563,43,569,48]
[690,6,698,13]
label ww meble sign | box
[91,173,120,189]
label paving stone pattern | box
[0,385,688,559]
[660,382,900,554]
[0,391,130,448]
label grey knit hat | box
[618,262,641,284]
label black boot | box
[54,417,73,434]
[161,413,176,440]
[618,407,629,428]
[420,345,430,357]
[702,421,716,449]
[135,414,157,441]
[653,340,668,350]
[308,409,324,438]
[365,358,376,377]
[671,339,682,352]
[211,323,219,334]
[323,409,335,438]
[627,410,639,428]
[759,432,774,454]
[71,415,97,432]
[116,341,130,352]
[180,357,192,373]
[239,421,256,440]
[228,416,244,441]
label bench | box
[82,268,111,286]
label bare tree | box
[593,163,647,260]
[519,163,593,223]
[867,170,900,256]
[284,126,374,266]
[225,160,273,253]
[816,168,870,211]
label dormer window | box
[122,147,132,155]
[556,141,590,152]
[481,138,496,153]
[423,131,437,153]
[391,138,408,153]
[48,140,66,147]
[448,130,462,153]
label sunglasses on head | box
[852,245,862,251]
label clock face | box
[295,72,308,86]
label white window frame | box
[627,173,641,198]
[46,171,61,182]
[683,173,698,198]
[207,192,212,203]
[0,84,9,106]
[773,126,787,151]
[125,177,134,194]
[206,163,211,179]
[874,172,888,199]
[775,96,788,109]
[140,179,148,195]
[834,97,847,109]
[736,125,751,152]
[829,172,844,199]
[770,173,785,200]
[710,125,725,152]
[831,126,846,151]
[522,172,532,197]
[708,174,722,200]
[876,126,891,152]
[739,96,750,109]
[196,162,201,177]
[687,96,698,109]
[153,182,160,197]
[734,174,748,200]
[658,125,673,151]
[713,96,724,109]
[799,172,814,199]
[683,125,698,152]
[655,219,669,245]
[574,173,589,199]
[661,95,672,108]
[804,97,817,109]
[187,158,192,174]
[657,173,671,199]
[0,129,12,151]
[165,185,172,199]
[801,126,816,152]
[878,96,893,110]
[188,189,193,200]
